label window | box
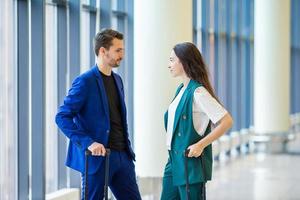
[45,2,59,194]
[80,0,91,73]
[291,0,300,113]
[194,0,254,131]
[0,1,17,199]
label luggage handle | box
[85,148,111,200]
[184,149,206,200]
[184,149,191,200]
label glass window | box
[291,0,300,113]
[45,3,58,194]
[80,0,91,73]
[0,1,18,199]
[196,0,254,131]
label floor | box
[138,135,300,200]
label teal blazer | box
[164,80,213,186]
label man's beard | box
[111,59,122,68]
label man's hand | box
[88,142,106,156]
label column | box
[134,0,193,177]
[254,0,290,152]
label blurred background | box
[1,0,300,199]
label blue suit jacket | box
[55,65,135,174]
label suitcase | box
[85,148,111,200]
[184,149,206,200]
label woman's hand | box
[187,142,205,157]
[186,113,233,158]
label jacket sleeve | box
[55,76,94,150]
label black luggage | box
[85,148,111,200]
[184,149,206,200]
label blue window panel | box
[218,0,226,33]
[291,0,300,49]
[193,0,198,44]
[69,0,81,82]
[216,0,227,105]
[125,0,134,147]
[249,0,254,126]
[90,0,97,67]
[214,0,219,97]
[201,0,208,30]
[231,0,239,35]
[250,0,254,36]
[31,0,45,199]
[225,1,233,126]
[57,3,68,189]
[225,44,232,126]
[246,0,253,128]
[100,0,112,29]
[214,36,219,96]
[230,39,240,131]
[208,0,214,30]
[116,0,126,33]
[214,0,219,33]
[239,0,246,129]
[239,42,247,129]
[245,40,251,128]
[291,49,300,113]
[218,36,228,107]
[291,0,300,113]
[199,0,254,130]
[201,32,210,65]
[201,0,210,62]
[17,0,29,199]
[236,0,242,131]
[217,0,230,112]
[207,0,216,89]
[68,0,81,188]
[225,0,232,35]
[242,0,251,37]
[249,42,254,126]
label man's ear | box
[99,47,106,56]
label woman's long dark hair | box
[173,42,220,103]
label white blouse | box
[166,86,227,149]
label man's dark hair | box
[94,28,123,56]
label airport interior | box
[1,0,300,199]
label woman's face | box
[168,50,185,77]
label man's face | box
[102,38,124,68]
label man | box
[55,29,141,200]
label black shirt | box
[100,71,126,150]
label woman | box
[161,42,233,200]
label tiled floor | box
[138,136,300,200]
[206,153,300,200]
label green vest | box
[164,80,213,186]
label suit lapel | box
[112,72,126,115]
[172,80,194,134]
[92,66,109,119]
[164,83,184,131]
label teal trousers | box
[161,158,204,200]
